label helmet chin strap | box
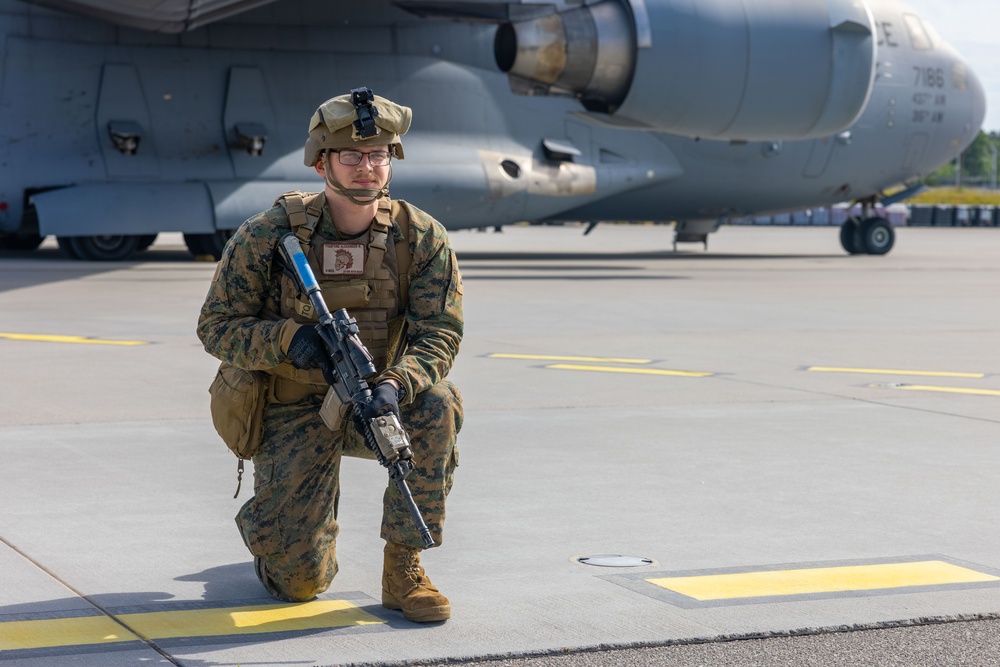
[323,152,391,206]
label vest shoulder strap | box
[391,199,411,310]
[275,190,325,243]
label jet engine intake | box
[494,0,635,113]
[496,0,877,141]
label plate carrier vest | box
[264,190,412,388]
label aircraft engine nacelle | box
[494,0,877,141]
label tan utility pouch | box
[209,362,268,496]
[319,387,346,432]
[322,279,371,310]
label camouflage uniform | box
[197,197,463,602]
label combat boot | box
[382,542,451,622]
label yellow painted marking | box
[547,364,712,377]
[0,333,148,346]
[489,353,651,364]
[0,600,383,652]
[0,615,138,651]
[893,385,1000,397]
[121,600,382,639]
[808,366,984,379]
[647,561,1000,601]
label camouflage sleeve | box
[378,204,463,401]
[196,213,288,370]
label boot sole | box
[382,593,451,622]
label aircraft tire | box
[184,231,233,261]
[0,232,44,251]
[839,219,864,255]
[56,236,81,259]
[65,235,140,261]
[860,217,895,255]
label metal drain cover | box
[576,555,654,567]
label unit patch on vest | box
[322,243,366,276]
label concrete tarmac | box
[1,224,998,666]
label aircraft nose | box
[934,46,987,161]
[964,57,988,132]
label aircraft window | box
[922,20,943,50]
[953,61,968,92]
[903,14,933,50]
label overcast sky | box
[901,0,999,132]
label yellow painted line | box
[489,353,651,364]
[547,364,712,378]
[0,333,148,346]
[0,615,138,651]
[807,366,984,379]
[892,384,1000,397]
[647,561,1000,601]
[121,599,382,639]
[0,600,383,652]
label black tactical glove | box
[353,382,402,436]
[364,382,402,421]
[285,326,336,384]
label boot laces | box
[397,549,427,583]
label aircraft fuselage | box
[0,0,985,258]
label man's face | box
[316,148,391,193]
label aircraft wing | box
[19,0,283,32]
[22,0,594,31]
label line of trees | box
[924,130,999,188]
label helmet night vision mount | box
[350,87,380,139]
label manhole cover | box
[576,555,654,567]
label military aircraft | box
[0,0,985,260]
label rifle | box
[278,233,434,548]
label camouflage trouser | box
[236,380,462,602]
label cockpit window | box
[953,61,968,91]
[921,19,943,50]
[903,14,934,50]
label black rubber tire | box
[860,217,895,255]
[184,231,233,260]
[66,235,140,261]
[839,218,863,254]
[57,235,81,259]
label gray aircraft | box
[0,0,986,260]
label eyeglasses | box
[329,149,391,167]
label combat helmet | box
[304,87,411,205]
[304,87,412,167]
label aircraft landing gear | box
[839,217,895,255]
[56,234,141,261]
[840,218,863,254]
[183,230,233,261]
[859,217,894,255]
